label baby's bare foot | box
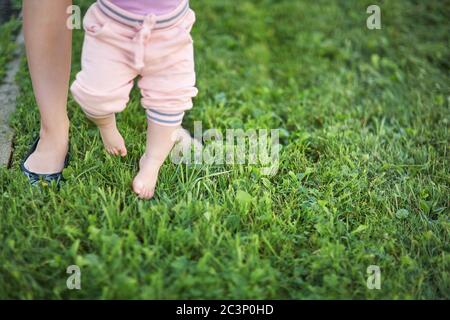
[91,115,127,157]
[132,154,163,199]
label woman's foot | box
[90,114,127,157]
[132,154,163,199]
[24,125,69,174]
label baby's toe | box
[138,192,147,199]
[145,188,155,199]
[119,147,128,157]
[133,180,147,199]
[132,181,141,193]
[140,189,149,199]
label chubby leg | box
[70,3,138,158]
[133,9,198,199]
[22,0,72,174]
[132,121,180,199]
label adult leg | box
[22,0,72,173]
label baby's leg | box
[132,121,180,199]
[71,49,134,157]
[87,114,127,157]
[70,3,137,157]
[134,8,198,199]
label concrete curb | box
[0,28,23,167]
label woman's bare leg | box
[22,0,72,173]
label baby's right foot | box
[90,114,127,157]
[132,154,162,199]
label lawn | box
[0,19,19,81]
[0,0,448,299]
[0,0,20,80]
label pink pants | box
[71,0,197,126]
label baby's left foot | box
[89,114,128,157]
[132,154,163,199]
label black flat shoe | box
[20,137,70,186]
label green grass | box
[0,18,20,81]
[0,0,449,299]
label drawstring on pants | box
[133,15,157,70]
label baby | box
[71,0,197,199]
